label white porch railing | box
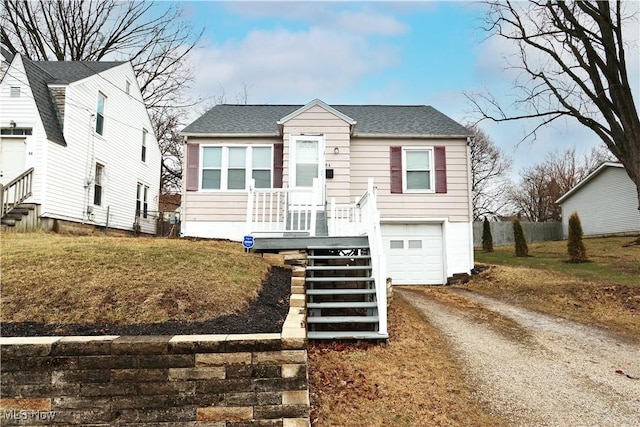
[329,178,388,337]
[246,178,319,236]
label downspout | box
[83,113,96,223]
[466,136,475,272]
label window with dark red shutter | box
[434,146,447,194]
[390,146,403,194]
[186,144,199,191]
[273,143,284,188]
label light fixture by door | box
[334,147,339,154]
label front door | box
[290,135,324,205]
[0,138,27,185]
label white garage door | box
[382,223,444,285]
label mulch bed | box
[1,267,292,337]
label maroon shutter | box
[390,146,403,194]
[273,143,283,188]
[186,143,199,191]
[434,146,447,194]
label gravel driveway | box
[396,288,640,427]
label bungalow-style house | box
[557,162,640,237]
[0,53,161,234]
[181,99,474,339]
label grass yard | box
[473,236,640,341]
[308,293,505,427]
[1,232,271,324]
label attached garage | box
[382,223,445,285]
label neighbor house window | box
[94,163,104,205]
[95,92,106,135]
[141,129,147,162]
[136,183,149,218]
[201,146,272,190]
[403,148,433,192]
[125,80,131,95]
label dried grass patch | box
[308,295,505,427]
[1,233,271,324]
[466,265,640,342]
[403,286,534,346]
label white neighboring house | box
[557,162,640,237]
[0,53,161,234]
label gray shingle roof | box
[20,56,124,146]
[182,103,472,137]
[33,60,123,84]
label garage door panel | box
[382,223,444,285]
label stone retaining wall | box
[0,267,309,427]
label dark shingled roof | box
[20,56,123,146]
[182,103,472,137]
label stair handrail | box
[1,167,34,218]
[363,178,388,337]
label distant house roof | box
[556,162,625,204]
[1,46,14,63]
[16,54,123,146]
[182,99,472,138]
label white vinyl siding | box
[560,166,640,237]
[0,59,161,234]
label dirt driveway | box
[396,288,640,427]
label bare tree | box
[1,0,203,192]
[509,147,614,221]
[469,1,640,219]
[468,124,512,220]
[151,108,184,194]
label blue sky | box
[180,1,639,176]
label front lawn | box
[1,233,271,325]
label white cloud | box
[190,26,399,105]
[223,2,409,36]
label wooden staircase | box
[1,203,39,229]
[306,237,386,340]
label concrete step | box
[307,301,377,309]
[308,245,369,251]
[306,288,376,296]
[306,265,372,271]
[305,276,374,283]
[307,331,388,340]
[1,218,16,226]
[307,316,379,324]
[308,255,371,260]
